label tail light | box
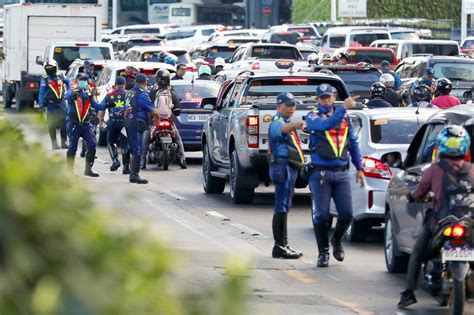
[251,61,260,70]
[28,82,36,89]
[444,223,466,246]
[75,43,89,46]
[158,120,172,129]
[186,65,197,72]
[362,156,392,179]
[246,115,259,148]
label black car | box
[384,105,474,273]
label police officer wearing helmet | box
[100,76,130,174]
[411,67,435,93]
[380,73,405,107]
[124,65,140,90]
[39,59,71,150]
[365,82,392,108]
[307,53,319,67]
[268,92,305,259]
[212,57,226,75]
[148,68,187,169]
[398,126,473,309]
[320,52,332,65]
[306,84,364,268]
[408,84,435,108]
[337,52,350,65]
[124,74,160,184]
[431,78,461,109]
[65,72,108,177]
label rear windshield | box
[166,30,197,40]
[53,46,111,70]
[251,46,301,60]
[390,32,418,40]
[126,39,162,50]
[124,28,161,35]
[270,33,300,45]
[411,43,459,56]
[142,51,192,64]
[370,118,423,144]
[287,27,317,37]
[349,33,390,47]
[347,49,395,63]
[205,47,237,61]
[431,62,474,82]
[172,82,220,103]
[330,69,380,97]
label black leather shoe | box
[84,169,99,177]
[272,245,302,259]
[286,245,303,257]
[52,142,60,150]
[332,243,345,262]
[110,159,121,172]
[398,290,417,309]
[122,164,130,175]
[317,249,329,267]
[60,142,68,149]
[129,174,148,184]
[178,158,187,169]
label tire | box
[384,212,409,273]
[449,279,465,315]
[161,143,169,170]
[230,150,254,204]
[202,144,225,194]
[346,219,368,242]
[3,82,13,109]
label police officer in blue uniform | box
[65,73,108,177]
[124,73,160,184]
[100,76,130,174]
[39,59,71,150]
[410,67,435,93]
[306,84,365,267]
[268,93,305,259]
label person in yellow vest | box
[38,59,70,149]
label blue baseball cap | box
[316,84,335,97]
[381,60,390,68]
[276,92,296,106]
[115,76,126,85]
[425,67,434,76]
[135,73,147,84]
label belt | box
[312,165,348,172]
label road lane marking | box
[229,223,268,238]
[205,211,230,221]
[283,270,315,283]
[144,199,228,250]
[160,189,187,200]
[331,297,373,315]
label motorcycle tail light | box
[362,156,392,180]
[158,120,172,129]
[443,227,452,237]
[452,224,465,238]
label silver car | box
[330,107,437,241]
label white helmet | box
[307,53,319,62]
[44,59,58,68]
[214,57,226,67]
[379,73,395,88]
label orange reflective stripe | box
[48,78,63,99]
[74,98,91,123]
[290,131,304,163]
[324,130,339,156]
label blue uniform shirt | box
[125,85,155,122]
[382,69,403,90]
[306,104,363,170]
[268,113,291,159]
[100,87,127,117]
[65,88,106,124]
[38,73,71,109]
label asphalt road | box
[7,110,474,315]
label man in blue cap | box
[268,92,305,259]
[100,76,130,174]
[124,73,160,184]
[411,67,435,94]
[380,60,403,91]
[306,84,364,268]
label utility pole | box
[331,0,337,22]
[112,0,118,29]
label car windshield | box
[172,81,220,104]
[349,33,390,46]
[431,62,474,81]
[370,117,422,144]
[347,49,395,63]
[251,46,301,60]
[270,33,300,44]
[142,51,192,64]
[126,39,162,50]
[53,46,112,70]
[411,44,459,56]
[330,69,380,98]
[124,28,161,35]
[206,47,237,61]
[390,32,418,40]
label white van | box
[165,25,224,49]
[370,39,460,61]
[320,26,391,49]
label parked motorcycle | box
[423,213,474,315]
[148,119,178,170]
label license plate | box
[160,137,172,144]
[188,114,209,122]
[443,247,474,261]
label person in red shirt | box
[431,78,461,109]
[349,36,363,47]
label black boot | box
[331,221,351,262]
[178,158,187,169]
[66,152,75,172]
[140,154,146,170]
[130,155,148,184]
[108,144,121,171]
[84,149,99,177]
[272,213,301,259]
[122,150,130,175]
[313,223,329,267]
[60,127,68,149]
[282,212,303,257]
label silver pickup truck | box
[201,67,351,204]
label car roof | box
[351,107,437,120]
[114,24,175,31]
[240,42,298,49]
[103,61,175,72]
[324,26,390,34]
[426,105,474,126]
[168,25,223,32]
[235,70,347,80]
[50,42,112,47]
[127,45,188,52]
[404,55,474,63]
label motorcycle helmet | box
[436,125,471,158]
[321,52,332,62]
[44,59,58,76]
[307,53,319,64]
[214,57,226,68]
[412,84,432,102]
[370,82,386,98]
[124,65,140,78]
[155,68,171,86]
[435,78,453,95]
[379,73,395,89]
[198,65,212,76]
[337,51,350,63]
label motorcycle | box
[423,213,474,315]
[148,118,178,170]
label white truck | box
[2,3,103,111]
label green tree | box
[292,0,331,23]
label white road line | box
[229,223,264,237]
[205,211,230,221]
[160,189,186,200]
[144,199,228,250]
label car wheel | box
[230,150,254,204]
[202,144,225,194]
[384,211,409,273]
[346,219,368,242]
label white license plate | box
[188,114,209,122]
[443,247,474,261]
[160,137,172,144]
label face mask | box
[45,67,56,76]
[78,80,88,90]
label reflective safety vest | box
[107,90,127,118]
[71,93,92,123]
[310,109,350,161]
[44,74,64,101]
[269,115,305,168]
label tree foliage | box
[0,120,248,315]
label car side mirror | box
[200,97,217,109]
[381,151,403,169]
[36,56,43,65]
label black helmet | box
[370,82,386,98]
[435,78,452,95]
[156,68,170,86]
[412,84,432,102]
[338,51,350,62]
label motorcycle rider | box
[39,59,70,150]
[124,65,140,90]
[100,76,130,174]
[379,73,405,107]
[408,85,435,108]
[148,69,187,169]
[411,67,436,93]
[197,65,212,80]
[365,82,393,108]
[431,78,461,109]
[212,57,226,75]
[398,125,473,309]
[307,53,319,68]
[336,52,350,65]
[319,52,332,66]
[380,60,403,91]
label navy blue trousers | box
[269,161,298,214]
[107,119,129,151]
[67,122,96,155]
[125,119,145,156]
